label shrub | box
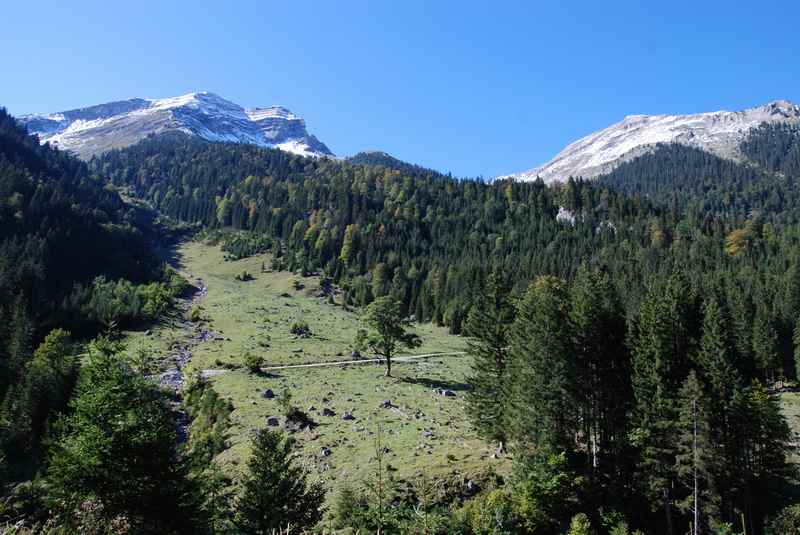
[243,353,264,374]
[234,270,254,282]
[188,305,203,322]
[183,375,232,466]
[451,489,517,534]
[290,320,311,337]
[769,504,800,535]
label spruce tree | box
[464,271,514,451]
[752,306,780,385]
[235,429,325,534]
[505,276,576,451]
[675,371,720,533]
[693,296,743,522]
[733,381,793,535]
[629,272,698,535]
[47,337,204,534]
[569,266,630,480]
[695,297,742,411]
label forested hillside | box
[95,132,800,370]
[597,141,800,221]
[0,109,183,482]
[346,150,447,178]
[96,134,674,324]
[741,122,800,177]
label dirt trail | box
[200,351,466,377]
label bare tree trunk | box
[693,398,699,535]
[664,488,674,535]
[385,353,392,377]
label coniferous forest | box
[2,106,800,534]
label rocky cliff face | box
[19,92,333,159]
[506,100,800,183]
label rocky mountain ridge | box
[19,91,333,159]
[506,100,800,183]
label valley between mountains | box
[5,94,800,532]
[125,241,504,502]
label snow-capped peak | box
[146,91,226,109]
[245,106,300,122]
[504,100,800,183]
[19,92,334,159]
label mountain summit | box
[19,92,333,159]
[506,100,800,183]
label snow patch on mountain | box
[505,100,800,183]
[19,92,334,159]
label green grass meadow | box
[124,241,508,504]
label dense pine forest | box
[2,108,800,533]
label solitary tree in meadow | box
[362,297,421,377]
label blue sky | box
[3,0,799,177]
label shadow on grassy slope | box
[400,376,472,392]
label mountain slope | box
[508,100,800,183]
[346,150,446,177]
[595,142,800,221]
[19,92,333,159]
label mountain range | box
[17,94,800,182]
[19,91,334,159]
[506,99,800,183]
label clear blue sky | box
[3,0,799,178]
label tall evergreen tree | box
[695,297,743,412]
[235,429,325,534]
[505,276,576,452]
[692,296,744,523]
[464,271,515,451]
[733,381,793,535]
[752,306,780,384]
[47,337,205,534]
[629,272,699,535]
[569,266,630,481]
[675,371,719,534]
